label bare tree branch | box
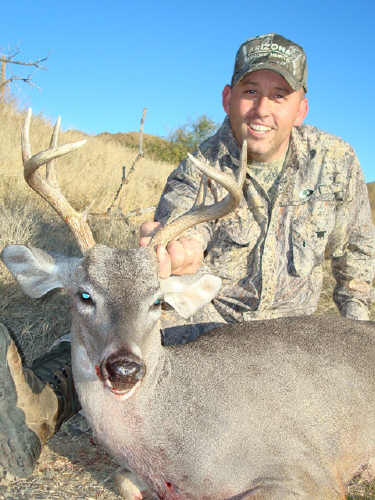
[90,205,156,220]
[106,108,148,214]
[0,50,48,98]
[0,75,40,91]
[0,55,48,70]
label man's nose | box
[254,96,272,116]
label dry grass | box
[368,182,375,224]
[0,99,375,498]
[0,99,176,217]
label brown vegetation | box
[368,182,375,224]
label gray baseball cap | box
[231,33,308,92]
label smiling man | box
[141,33,375,328]
[224,34,308,165]
[222,69,308,162]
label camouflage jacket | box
[156,117,375,323]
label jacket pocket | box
[289,205,335,278]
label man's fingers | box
[139,221,162,247]
[139,236,151,247]
[166,241,185,272]
[156,245,172,279]
[167,238,204,275]
[140,221,161,237]
[179,237,203,271]
[142,228,204,278]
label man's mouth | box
[248,123,273,137]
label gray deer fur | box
[2,242,375,499]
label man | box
[141,33,374,324]
[0,33,374,478]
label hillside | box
[0,100,177,218]
[97,130,187,164]
[368,181,375,223]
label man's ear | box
[294,96,309,126]
[222,84,232,115]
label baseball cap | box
[231,33,307,92]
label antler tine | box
[45,115,60,188]
[151,124,248,247]
[22,108,95,254]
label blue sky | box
[2,0,374,182]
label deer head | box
[1,109,248,398]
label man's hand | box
[139,221,204,279]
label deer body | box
[76,311,375,499]
[5,243,375,499]
[71,248,375,499]
[3,110,375,498]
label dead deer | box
[2,109,375,499]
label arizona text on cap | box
[231,33,308,92]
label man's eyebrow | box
[241,80,291,93]
[240,79,259,86]
[274,86,291,93]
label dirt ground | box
[0,414,122,499]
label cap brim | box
[237,63,304,92]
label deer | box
[2,108,375,499]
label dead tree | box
[106,107,148,216]
[0,49,48,99]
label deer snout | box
[97,350,146,397]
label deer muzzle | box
[97,350,146,397]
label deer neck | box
[140,320,169,381]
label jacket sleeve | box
[154,153,215,250]
[330,153,375,320]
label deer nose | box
[98,350,146,395]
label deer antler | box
[151,124,248,247]
[22,108,95,253]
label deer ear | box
[160,274,222,319]
[1,245,77,299]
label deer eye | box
[150,298,161,310]
[78,291,94,305]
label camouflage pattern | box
[232,33,308,92]
[156,117,375,326]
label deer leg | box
[242,485,344,499]
[238,472,345,500]
[114,469,157,499]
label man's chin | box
[247,147,274,163]
[246,140,286,163]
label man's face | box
[222,69,308,162]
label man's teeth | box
[250,124,271,132]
